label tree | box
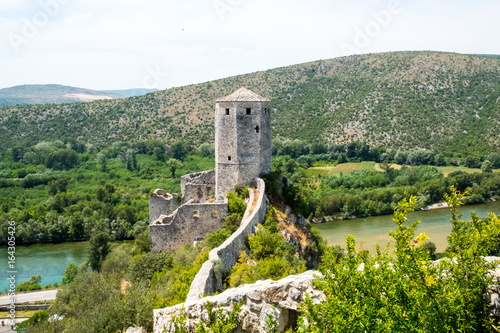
[298,188,500,332]
[198,142,214,157]
[170,140,191,160]
[487,152,500,169]
[88,231,111,272]
[226,192,246,215]
[434,153,446,166]
[17,274,42,292]
[482,159,493,173]
[95,152,107,172]
[166,158,183,178]
[465,155,481,169]
[62,262,78,285]
[394,150,407,165]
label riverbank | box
[311,198,498,224]
[314,200,500,253]
[421,198,497,211]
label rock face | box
[153,271,324,333]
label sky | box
[0,0,499,91]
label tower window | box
[255,125,259,133]
[228,156,231,161]
[246,108,251,115]
[225,108,229,115]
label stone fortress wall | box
[150,87,272,253]
[153,271,324,333]
[150,199,228,253]
[150,169,227,253]
[181,169,216,203]
[148,189,180,224]
[186,178,267,301]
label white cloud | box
[0,0,499,90]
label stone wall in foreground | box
[153,270,324,333]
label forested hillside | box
[1,51,500,155]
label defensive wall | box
[186,178,267,300]
[150,199,228,253]
[181,169,216,203]
[149,189,179,224]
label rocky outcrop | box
[153,270,324,333]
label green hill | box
[1,51,500,154]
[0,84,124,106]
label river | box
[0,240,133,293]
[0,241,89,293]
[314,201,500,254]
[2,202,500,293]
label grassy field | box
[306,162,375,178]
[307,162,496,178]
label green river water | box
[2,201,500,293]
[314,201,500,254]
[0,241,89,293]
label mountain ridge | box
[1,51,499,155]
[0,84,158,106]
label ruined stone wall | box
[215,101,271,201]
[181,169,216,203]
[153,271,324,333]
[150,200,228,253]
[149,189,180,224]
[186,178,267,300]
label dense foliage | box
[19,236,209,332]
[227,208,309,288]
[272,154,500,220]
[297,188,500,332]
[0,139,213,245]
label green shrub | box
[297,188,500,332]
[17,274,42,292]
[226,192,246,215]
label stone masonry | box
[215,88,272,201]
[153,271,325,333]
[150,88,272,253]
[180,169,216,203]
[153,258,500,333]
[149,189,180,224]
[150,200,228,253]
[187,178,267,300]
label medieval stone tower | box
[149,87,272,252]
[215,87,272,201]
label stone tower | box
[215,87,271,201]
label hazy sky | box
[0,0,499,91]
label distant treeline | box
[271,138,500,169]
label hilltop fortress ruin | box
[149,87,272,253]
